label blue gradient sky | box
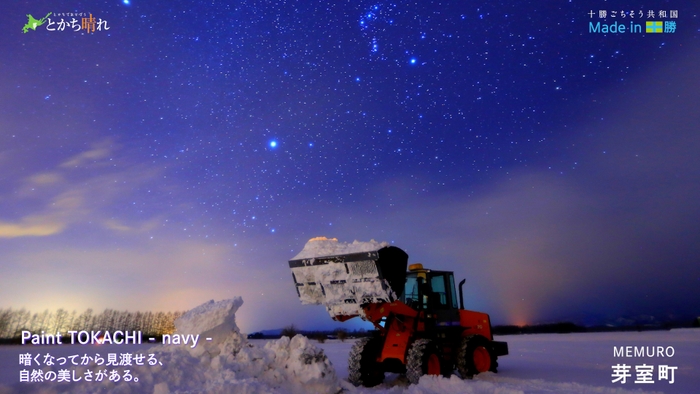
[1,1,699,332]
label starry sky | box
[1,1,699,332]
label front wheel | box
[348,337,385,387]
[457,335,497,378]
[405,339,449,384]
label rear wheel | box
[348,337,385,387]
[457,335,497,378]
[406,339,447,384]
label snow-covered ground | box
[310,328,699,394]
[0,298,697,393]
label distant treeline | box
[247,325,370,341]
[248,319,700,342]
[0,307,185,342]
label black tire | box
[348,337,385,387]
[405,339,447,384]
[457,335,497,379]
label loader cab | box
[402,264,459,311]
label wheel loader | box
[288,238,508,386]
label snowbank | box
[173,298,245,359]
[136,297,340,394]
[291,237,389,260]
[11,298,340,394]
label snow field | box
[311,329,700,394]
[0,296,698,393]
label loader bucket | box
[289,241,408,320]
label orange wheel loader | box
[288,238,508,386]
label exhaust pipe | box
[458,279,466,310]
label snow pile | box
[173,298,245,359]
[15,298,340,394]
[136,297,340,394]
[291,237,389,260]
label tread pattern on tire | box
[405,338,445,384]
[348,337,384,387]
[457,335,497,379]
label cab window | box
[429,274,448,309]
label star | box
[2,0,697,334]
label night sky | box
[1,1,699,333]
